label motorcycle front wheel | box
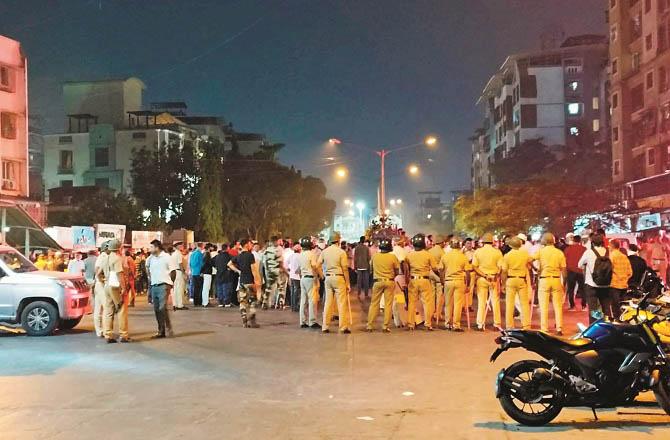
[498,360,564,426]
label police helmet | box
[299,236,312,249]
[480,232,494,244]
[411,234,427,250]
[329,231,341,244]
[379,238,392,252]
[107,239,122,251]
[449,238,461,249]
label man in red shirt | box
[564,234,587,311]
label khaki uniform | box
[463,248,475,307]
[440,249,468,329]
[501,249,531,329]
[318,245,351,332]
[298,250,320,326]
[102,251,128,339]
[367,252,400,330]
[405,250,440,329]
[533,246,567,332]
[429,245,446,321]
[472,244,503,329]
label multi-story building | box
[0,34,29,198]
[28,115,44,199]
[472,35,609,189]
[609,0,670,212]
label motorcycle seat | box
[540,332,593,348]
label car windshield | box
[0,250,38,273]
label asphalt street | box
[1,295,670,439]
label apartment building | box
[609,0,670,211]
[472,35,609,189]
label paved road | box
[1,295,669,439]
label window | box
[567,103,583,116]
[611,25,618,42]
[60,180,73,188]
[648,148,656,166]
[94,147,109,167]
[94,178,109,188]
[632,52,641,72]
[0,65,14,92]
[632,14,642,40]
[661,66,668,92]
[646,34,653,51]
[614,160,621,175]
[0,112,17,139]
[612,92,619,108]
[1,161,19,191]
[58,135,72,144]
[59,150,73,172]
[647,70,655,89]
[567,81,580,93]
[613,126,620,142]
[632,84,645,112]
[520,104,537,128]
[593,119,601,132]
[612,59,619,75]
[660,24,669,52]
[570,126,580,136]
[646,0,652,12]
[593,97,600,110]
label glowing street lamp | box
[329,138,342,145]
[335,167,348,178]
[408,164,419,175]
[425,136,437,147]
[344,198,352,206]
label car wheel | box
[21,301,59,336]
[59,317,83,331]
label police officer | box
[298,236,323,329]
[366,238,400,332]
[501,236,532,330]
[93,241,109,338]
[102,239,130,343]
[440,238,469,331]
[472,232,503,331]
[318,231,352,334]
[404,234,440,331]
[533,233,567,335]
[428,235,446,326]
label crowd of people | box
[27,227,670,342]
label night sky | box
[1,0,605,226]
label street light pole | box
[377,149,388,216]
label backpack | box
[591,245,613,286]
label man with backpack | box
[578,233,612,324]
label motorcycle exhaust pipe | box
[532,368,554,382]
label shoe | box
[173,306,177,312]
[453,328,464,333]
[224,304,232,308]
[106,338,117,344]
[310,323,321,329]
[475,327,485,332]
[444,323,453,331]
[218,304,224,308]
[321,329,330,334]
[494,325,504,332]
[341,329,351,334]
[426,327,434,331]
[407,326,415,332]
[568,307,575,312]
[248,322,260,328]
[119,337,132,343]
[365,328,374,333]
[382,328,391,333]
[151,333,166,339]
[300,324,309,328]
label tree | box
[454,179,612,237]
[489,138,555,185]
[48,188,144,229]
[197,139,225,241]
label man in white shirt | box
[67,252,86,277]
[170,242,188,311]
[578,233,609,324]
[288,244,302,312]
[147,239,177,338]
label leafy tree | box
[197,139,225,241]
[48,188,144,229]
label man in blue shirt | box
[189,243,205,306]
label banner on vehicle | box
[95,224,126,247]
[72,226,96,251]
[131,231,163,249]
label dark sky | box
[1,0,606,223]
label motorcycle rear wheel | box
[499,360,564,426]
[653,375,670,415]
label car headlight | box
[56,280,75,289]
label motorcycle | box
[491,270,670,426]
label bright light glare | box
[425,136,437,147]
[336,167,347,178]
[344,198,352,206]
[356,202,365,210]
[397,199,402,205]
[390,199,396,206]
[408,164,419,175]
[384,209,390,215]
[348,210,355,216]
[329,138,342,145]
[426,214,432,219]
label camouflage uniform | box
[238,283,257,326]
[261,244,283,309]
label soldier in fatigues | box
[366,238,400,332]
[298,236,323,329]
[261,236,284,309]
[533,233,567,335]
[440,238,469,331]
[404,234,440,331]
[102,239,130,343]
[472,232,503,331]
[228,239,260,328]
[318,231,352,333]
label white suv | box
[0,245,91,336]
